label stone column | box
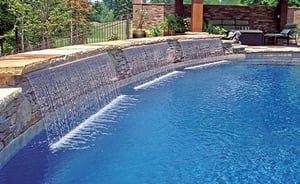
[191,0,203,32]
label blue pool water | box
[1,61,300,183]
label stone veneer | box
[0,34,245,168]
[0,88,23,151]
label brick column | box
[132,0,142,4]
[191,0,203,32]
[132,0,143,27]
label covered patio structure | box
[177,0,289,32]
[132,0,298,45]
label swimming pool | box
[0,60,300,183]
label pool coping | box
[0,88,22,109]
[0,34,218,76]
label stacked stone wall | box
[0,76,42,155]
[0,88,41,152]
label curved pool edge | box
[0,55,244,169]
[1,37,300,169]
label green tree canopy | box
[288,0,300,6]
[240,0,277,6]
[0,1,15,38]
[0,0,16,54]
[89,0,132,22]
[0,0,91,55]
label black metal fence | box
[52,19,131,48]
[1,19,131,56]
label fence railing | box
[52,19,131,49]
[3,19,131,55]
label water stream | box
[27,53,119,145]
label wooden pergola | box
[174,0,289,32]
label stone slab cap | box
[0,88,22,109]
[0,34,220,76]
[0,45,106,76]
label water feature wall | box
[27,53,119,144]
[179,38,224,61]
[0,36,244,167]
[124,43,171,75]
[121,42,176,85]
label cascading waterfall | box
[26,42,177,149]
[25,39,225,150]
[133,71,185,90]
[27,53,120,146]
[184,60,232,70]
[49,95,138,151]
[179,38,224,61]
[123,42,175,85]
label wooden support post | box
[191,0,203,32]
[279,0,288,30]
[175,0,184,17]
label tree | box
[64,0,91,44]
[288,0,300,6]
[0,0,16,54]
[240,0,277,6]
[89,1,115,22]
[2,0,27,53]
[89,1,104,22]
[3,0,91,52]
[89,0,132,22]
[22,0,55,49]
[113,0,132,20]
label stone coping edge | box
[0,88,22,109]
[0,34,219,76]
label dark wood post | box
[278,0,288,31]
[175,0,184,17]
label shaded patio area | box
[133,0,299,46]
